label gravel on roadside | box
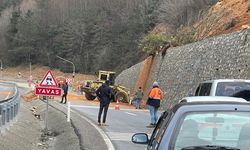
[0,98,81,150]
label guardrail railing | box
[0,82,20,133]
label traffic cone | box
[115,99,120,110]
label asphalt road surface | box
[72,104,157,150]
[0,79,155,150]
[0,83,15,100]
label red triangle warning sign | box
[39,70,58,87]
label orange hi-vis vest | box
[149,87,164,100]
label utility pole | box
[29,53,31,78]
[56,55,75,78]
[0,59,2,70]
[0,59,3,77]
[27,53,32,87]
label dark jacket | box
[96,83,112,105]
[63,84,69,94]
[147,98,161,108]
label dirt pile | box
[22,91,38,102]
[194,0,250,40]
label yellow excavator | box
[81,70,130,103]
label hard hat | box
[153,81,158,87]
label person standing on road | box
[146,81,164,128]
[61,82,69,104]
[96,80,112,126]
[134,87,144,109]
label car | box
[132,97,250,150]
[179,96,246,103]
[193,79,250,101]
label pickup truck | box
[194,79,250,101]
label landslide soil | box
[194,0,250,40]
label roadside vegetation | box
[139,26,196,54]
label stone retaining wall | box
[115,62,143,92]
[116,29,250,109]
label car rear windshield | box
[195,83,212,96]
[173,111,250,150]
[215,82,250,101]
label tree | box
[139,32,172,54]
[158,0,218,27]
[1,0,217,74]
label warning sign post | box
[35,69,62,132]
[35,69,61,96]
[39,70,58,87]
[36,87,62,96]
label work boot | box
[97,121,102,126]
[102,123,108,126]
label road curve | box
[72,104,155,150]
[0,83,15,101]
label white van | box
[194,79,250,101]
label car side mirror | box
[132,133,149,144]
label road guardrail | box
[0,82,20,133]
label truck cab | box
[98,70,116,86]
[194,79,250,101]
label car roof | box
[170,98,250,114]
[201,79,250,83]
[180,96,247,103]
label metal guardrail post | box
[0,82,20,133]
[0,104,4,134]
[2,105,6,126]
[0,104,2,127]
[14,99,18,121]
[11,101,14,120]
[1,104,6,133]
[10,101,14,125]
[6,102,10,129]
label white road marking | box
[125,112,137,116]
[5,91,12,99]
[107,132,134,141]
[70,104,149,112]
[70,105,99,109]
[60,102,115,150]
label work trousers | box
[148,105,159,124]
[135,98,142,109]
[98,102,110,123]
[61,93,67,103]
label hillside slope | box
[194,0,250,40]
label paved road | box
[72,104,157,150]
[0,79,156,149]
[0,83,15,100]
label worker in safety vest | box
[146,81,164,128]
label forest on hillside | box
[0,0,217,74]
